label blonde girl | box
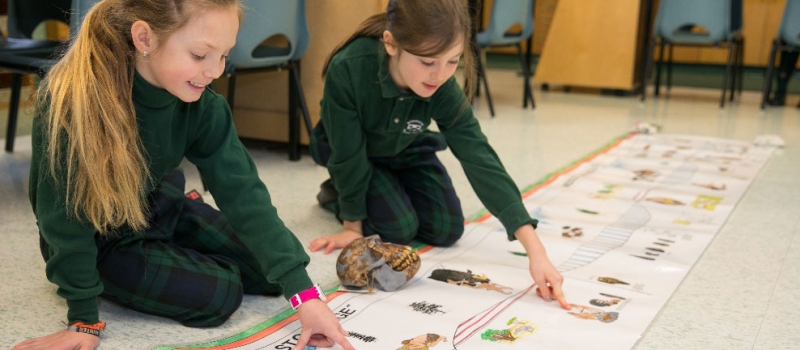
[15,1,353,349]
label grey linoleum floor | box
[1,69,799,349]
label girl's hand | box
[528,252,570,310]
[309,220,363,254]
[309,229,363,254]
[293,299,355,350]
[514,224,571,310]
[13,330,100,350]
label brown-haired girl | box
[15,0,353,349]
[308,0,570,310]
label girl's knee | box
[425,225,464,247]
[370,220,420,246]
[180,280,244,327]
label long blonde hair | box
[38,0,241,233]
[323,0,476,101]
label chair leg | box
[720,40,736,108]
[5,73,23,153]
[290,61,313,138]
[525,36,535,108]
[732,38,745,102]
[517,41,535,109]
[640,38,657,102]
[477,51,495,117]
[760,40,779,110]
[729,40,739,102]
[655,40,665,97]
[666,43,674,93]
[737,37,745,96]
[288,64,300,161]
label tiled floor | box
[1,69,798,349]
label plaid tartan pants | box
[312,128,465,247]
[40,170,280,327]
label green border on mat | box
[152,286,341,349]
[153,134,632,349]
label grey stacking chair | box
[224,0,311,161]
[640,0,743,108]
[475,0,535,117]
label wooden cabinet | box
[533,0,649,90]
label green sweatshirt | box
[318,37,536,239]
[29,72,313,324]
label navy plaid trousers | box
[313,128,465,247]
[40,170,280,327]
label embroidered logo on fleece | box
[403,120,424,134]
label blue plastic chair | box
[224,0,311,161]
[474,0,535,117]
[1,0,76,152]
[760,0,800,109]
[640,0,743,108]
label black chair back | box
[7,0,72,39]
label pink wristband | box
[289,284,326,309]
